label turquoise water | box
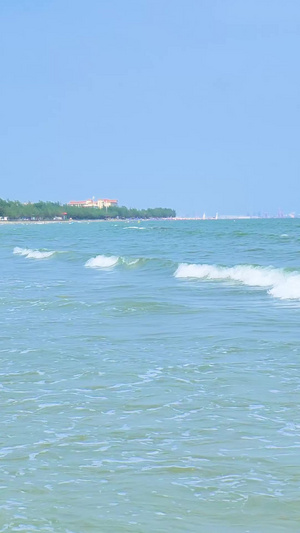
[1,219,300,532]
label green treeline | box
[0,199,176,220]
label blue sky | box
[0,1,299,216]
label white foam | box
[85,255,119,268]
[13,247,55,259]
[174,263,300,300]
[14,247,31,256]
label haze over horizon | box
[1,1,299,216]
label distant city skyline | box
[0,1,299,216]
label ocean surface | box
[1,219,300,533]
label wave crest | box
[85,255,119,268]
[174,263,300,300]
[13,247,55,259]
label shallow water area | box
[1,219,300,532]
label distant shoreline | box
[0,216,295,225]
[0,218,175,225]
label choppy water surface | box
[1,219,300,532]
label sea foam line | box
[13,247,55,259]
[174,263,300,300]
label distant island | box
[0,199,176,221]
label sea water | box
[1,219,300,532]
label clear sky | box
[0,1,299,216]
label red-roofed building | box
[68,199,118,209]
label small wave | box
[124,226,146,230]
[122,258,140,266]
[13,247,31,256]
[85,255,119,268]
[84,255,171,270]
[174,263,300,300]
[13,247,55,259]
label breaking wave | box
[84,255,172,270]
[13,247,56,259]
[85,255,119,268]
[174,263,300,300]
